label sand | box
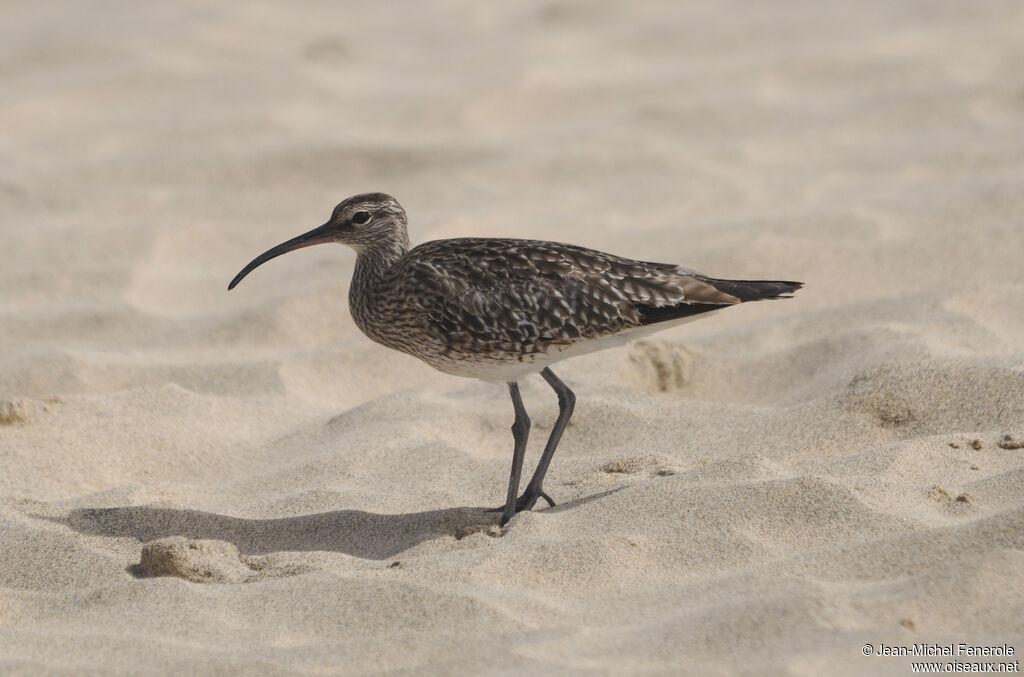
[2,1,1023,674]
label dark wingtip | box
[636,279,803,326]
[704,278,804,302]
[771,280,804,299]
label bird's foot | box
[514,488,555,512]
[487,488,556,523]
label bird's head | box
[228,192,408,290]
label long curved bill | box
[228,222,335,290]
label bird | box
[229,193,802,525]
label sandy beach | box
[2,1,1023,674]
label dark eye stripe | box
[352,211,371,224]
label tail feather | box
[636,278,802,327]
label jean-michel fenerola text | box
[876,644,1015,657]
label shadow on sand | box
[54,490,618,561]
[57,505,498,560]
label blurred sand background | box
[2,1,1024,674]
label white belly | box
[425,312,718,383]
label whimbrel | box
[229,193,802,525]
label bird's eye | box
[352,211,371,225]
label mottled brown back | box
[353,238,799,362]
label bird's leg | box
[499,381,530,526]
[515,367,575,512]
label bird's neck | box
[350,236,409,299]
